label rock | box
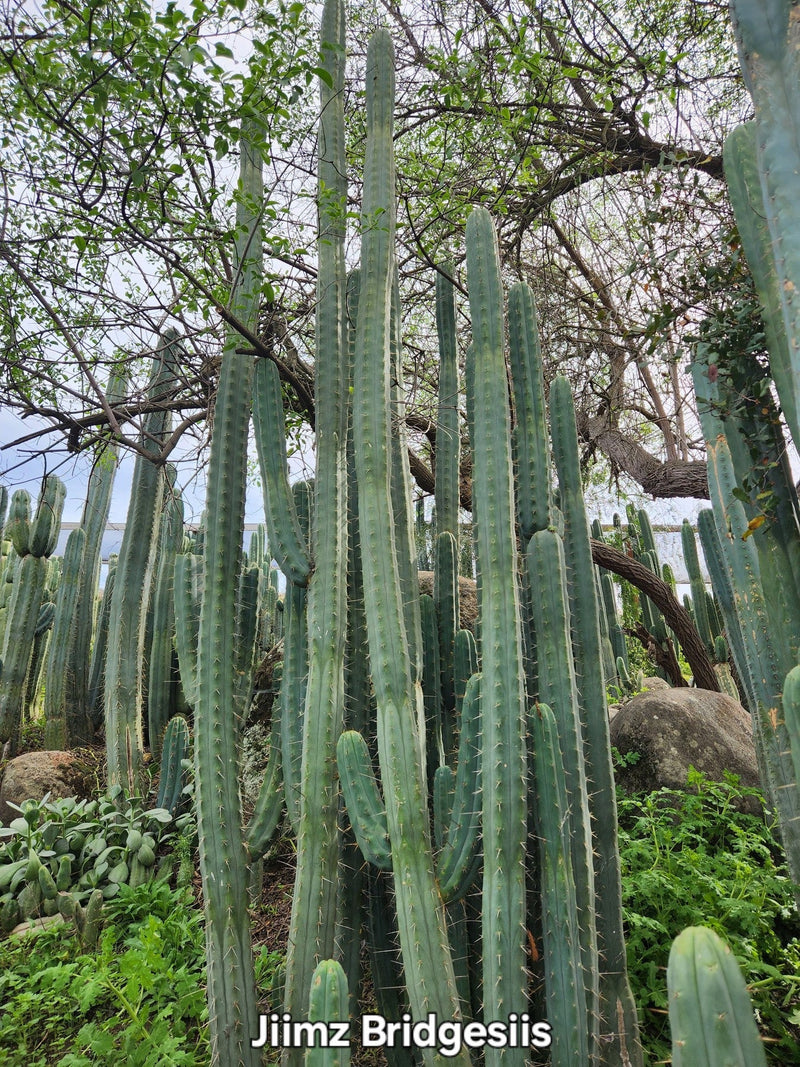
[240,722,272,810]
[640,676,671,693]
[417,571,478,633]
[0,751,96,826]
[610,687,760,797]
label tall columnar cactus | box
[193,112,264,1066]
[529,702,586,1067]
[279,507,310,834]
[431,265,462,760]
[87,556,116,730]
[690,355,800,880]
[434,266,461,542]
[105,331,179,795]
[282,0,350,1043]
[526,529,598,1060]
[0,475,65,757]
[727,0,800,443]
[667,926,767,1067]
[706,0,800,877]
[350,27,469,1065]
[464,206,528,1067]
[43,527,86,750]
[253,356,310,587]
[147,473,184,761]
[63,362,127,745]
[173,550,202,710]
[680,519,738,699]
[548,375,641,1066]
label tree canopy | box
[0,0,761,506]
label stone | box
[417,571,478,633]
[0,751,96,826]
[240,722,272,810]
[640,676,671,693]
[609,686,760,797]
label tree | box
[0,0,764,509]
[0,0,319,477]
[344,0,752,501]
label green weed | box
[618,768,800,1063]
[0,881,209,1066]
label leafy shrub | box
[618,768,800,1064]
[0,880,209,1066]
[0,786,194,931]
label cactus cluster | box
[688,0,800,887]
[0,1,787,1065]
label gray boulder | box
[610,686,760,796]
[0,751,95,825]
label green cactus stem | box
[727,0,800,439]
[246,699,285,858]
[64,363,127,745]
[43,527,86,750]
[155,714,190,815]
[173,550,202,710]
[0,476,65,756]
[87,558,116,731]
[306,960,350,1067]
[508,281,552,539]
[465,205,528,1067]
[253,356,311,587]
[530,702,586,1066]
[352,27,468,1064]
[667,926,767,1067]
[548,373,641,1066]
[434,265,461,541]
[194,113,264,1065]
[336,730,391,870]
[283,0,350,1046]
[148,474,184,762]
[105,332,179,796]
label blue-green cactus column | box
[65,363,127,746]
[105,332,179,795]
[194,114,264,1066]
[727,0,800,441]
[465,206,528,1067]
[352,28,470,1067]
[283,0,350,1049]
[0,476,65,757]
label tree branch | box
[577,411,709,498]
[590,538,719,692]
